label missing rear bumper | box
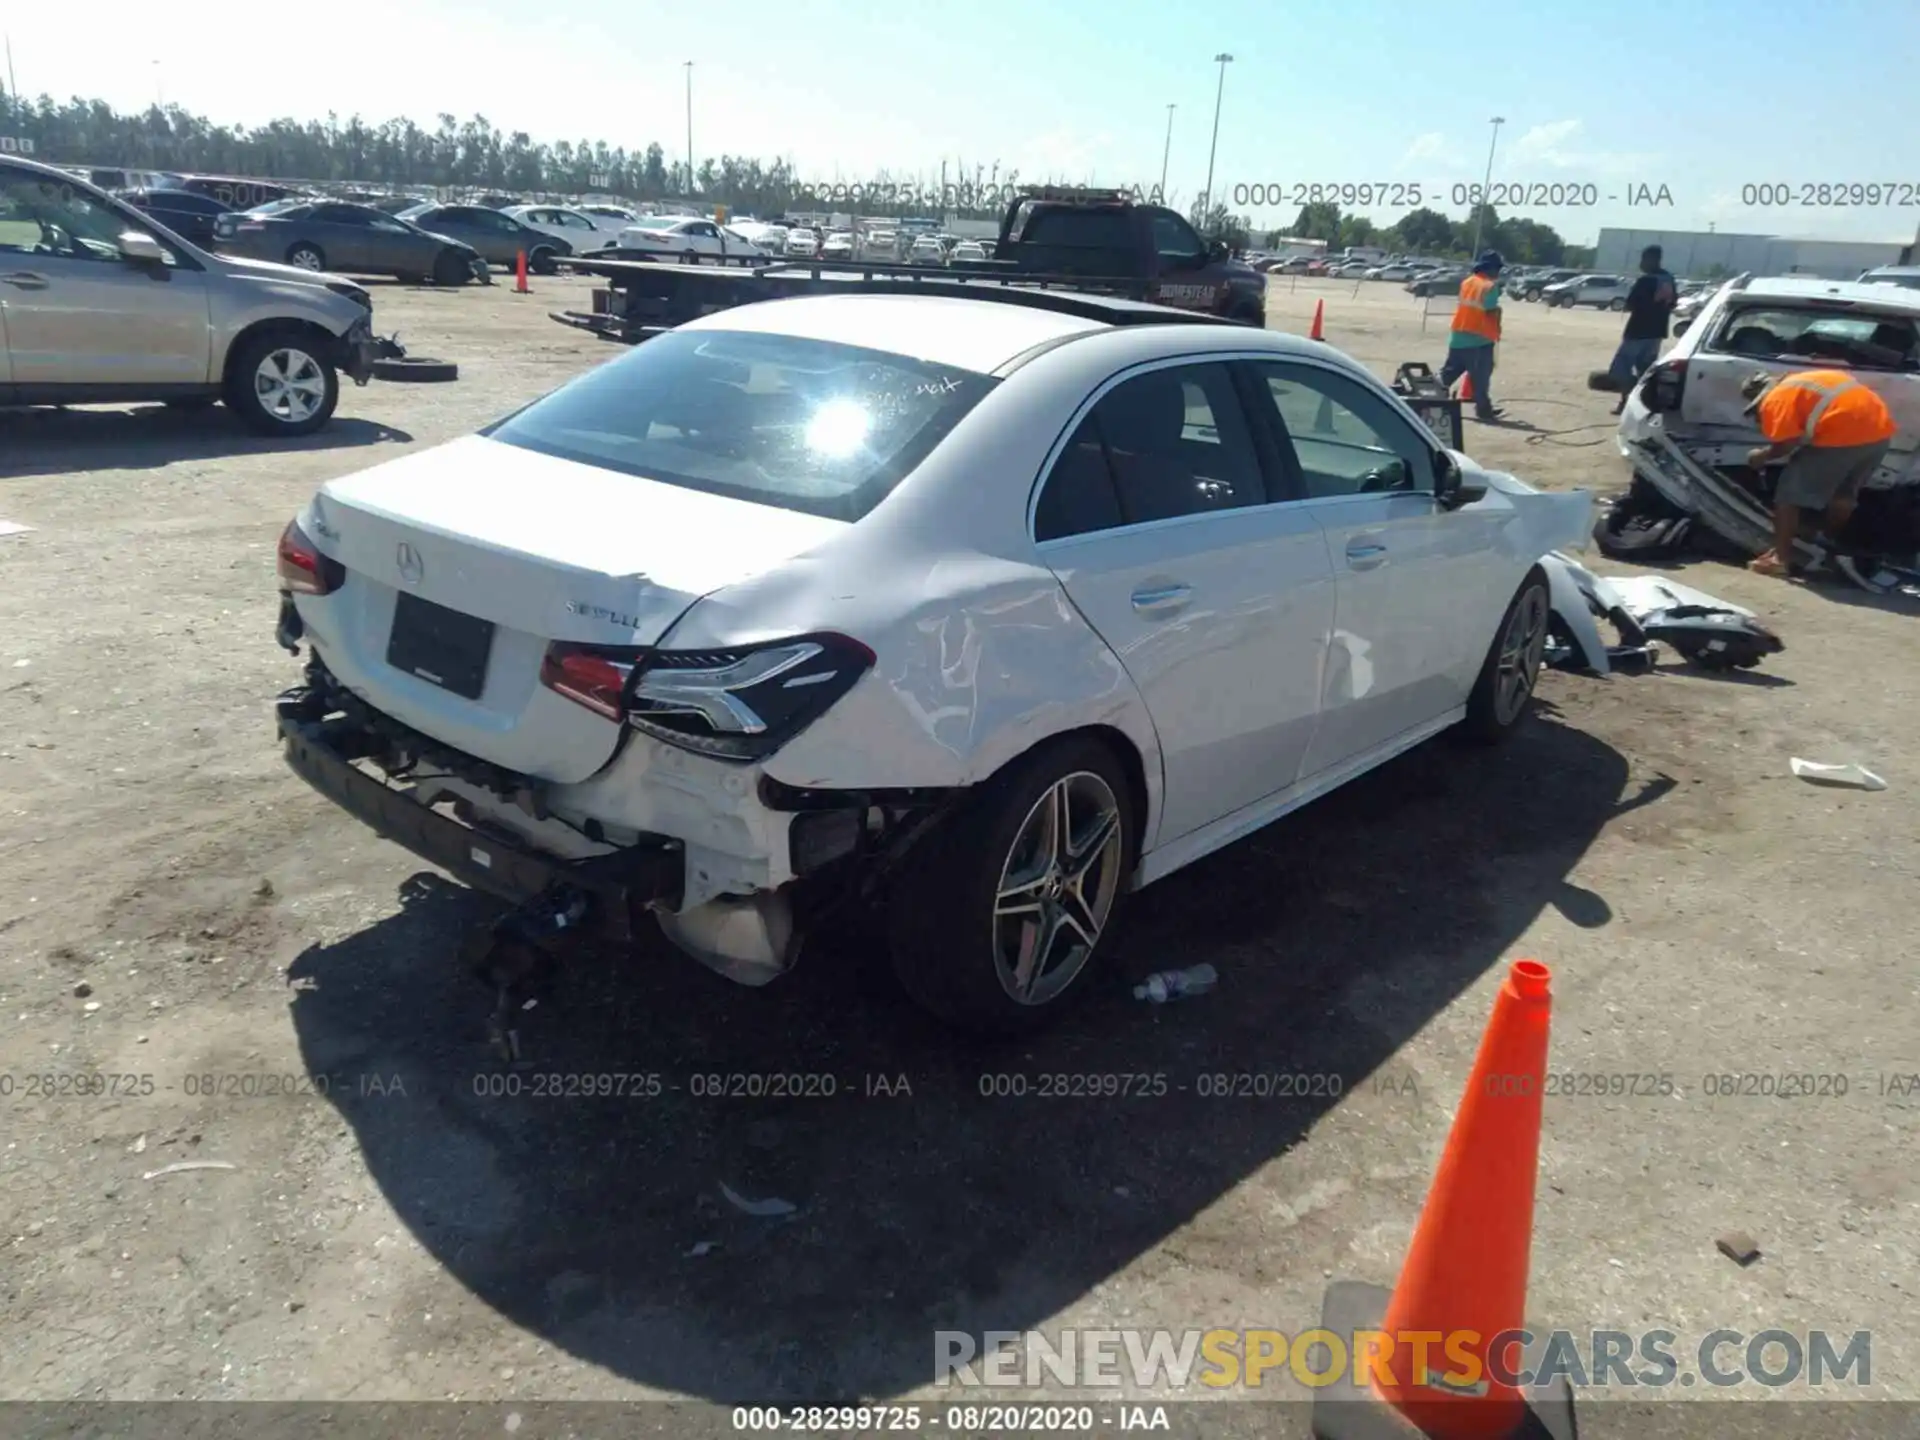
[276,699,684,927]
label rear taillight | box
[539,634,874,761]
[539,644,639,721]
[276,518,344,596]
[1640,359,1687,414]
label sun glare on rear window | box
[481,328,997,521]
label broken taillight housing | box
[276,518,345,596]
[538,634,875,762]
[1640,359,1687,414]
[538,644,640,722]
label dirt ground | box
[2,271,1916,1428]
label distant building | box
[1595,227,1910,281]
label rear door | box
[1242,358,1501,780]
[1031,359,1335,846]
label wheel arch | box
[221,317,344,388]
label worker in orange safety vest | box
[1439,250,1506,422]
[1740,368,1898,577]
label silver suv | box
[1,156,379,435]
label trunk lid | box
[298,435,848,783]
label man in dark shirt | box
[1607,245,1678,414]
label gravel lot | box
[1,272,1915,1424]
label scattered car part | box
[372,356,459,383]
[1789,759,1886,791]
[1538,557,1783,674]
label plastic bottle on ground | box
[1133,963,1219,1004]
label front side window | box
[0,167,165,262]
[484,328,998,522]
[1249,362,1435,499]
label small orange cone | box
[1311,959,1572,1440]
[514,249,530,294]
[1309,298,1325,340]
[1456,371,1475,402]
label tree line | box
[2,90,1597,260]
[0,92,1033,218]
[1271,200,1595,267]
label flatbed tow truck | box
[550,185,1269,342]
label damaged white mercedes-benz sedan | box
[273,289,1594,1037]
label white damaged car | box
[274,290,1595,1035]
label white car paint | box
[1619,276,1920,495]
[288,292,1593,994]
[506,204,624,251]
[784,228,819,257]
[612,216,752,260]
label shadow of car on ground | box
[0,406,413,479]
[287,707,1665,1402]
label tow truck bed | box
[552,257,1204,342]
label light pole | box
[1158,104,1175,204]
[1201,54,1233,221]
[684,61,694,198]
[1467,115,1504,259]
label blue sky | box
[9,0,1918,243]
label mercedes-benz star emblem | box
[395,543,424,585]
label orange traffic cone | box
[1311,959,1573,1440]
[514,249,530,294]
[1456,371,1475,402]
[1310,298,1325,340]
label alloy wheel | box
[1494,585,1550,724]
[992,771,1125,1006]
[253,348,327,425]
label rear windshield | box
[1019,208,1133,249]
[1711,306,1919,371]
[483,328,998,522]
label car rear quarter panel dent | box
[755,568,1164,816]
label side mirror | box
[1673,318,1691,337]
[118,231,167,266]
[1207,238,1229,263]
[1436,451,1487,510]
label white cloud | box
[1401,132,1465,168]
[1501,119,1661,178]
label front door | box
[1032,359,1336,847]
[0,166,210,387]
[1243,358,1497,779]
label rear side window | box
[1712,307,1919,371]
[484,328,997,522]
[1032,363,1266,539]
[1021,208,1134,250]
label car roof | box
[1734,276,1920,311]
[675,291,1342,377]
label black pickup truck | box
[553,187,1268,342]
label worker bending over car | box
[1741,369,1896,578]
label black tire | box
[1609,296,1627,312]
[432,249,472,286]
[528,246,558,275]
[681,248,698,265]
[887,735,1138,1036]
[224,330,340,437]
[285,243,326,271]
[1459,568,1551,744]
[372,356,459,383]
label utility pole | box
[1159,104,1175,204]
[684,61,695,198]
[5,35,17,107]
[1467,115,1504,259]
[1202,54,1233,221]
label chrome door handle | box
[1,271,50,289]
[1345,541,1388,569]
[1131,582,1193,615]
